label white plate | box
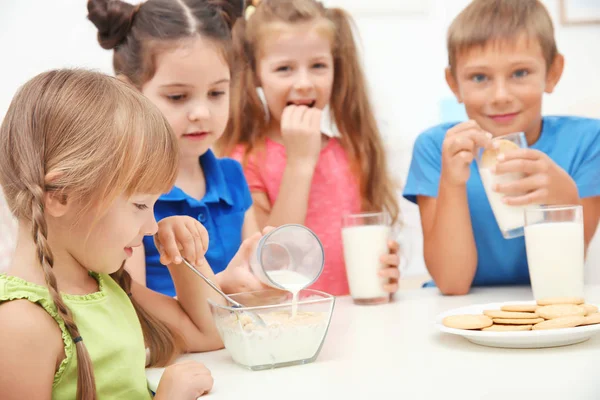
[435,301,600,349]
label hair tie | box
[133,3,143,15]
[245,5,256,20]
[73,336,83,344]
[131,3,143,22]
[245,0,263,20]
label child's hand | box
[217,227,276,294]
[154,216,209,266]
[441,120,492,186]
[154,360,213,399]
[217,232,265,294]
[280,105,322,168]
[492,148,579,206]
[379,240,401,293]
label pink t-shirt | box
[231,138,361,296]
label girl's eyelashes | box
[209,90,226,98]
[275,65,291,73]
[166,94,186,102]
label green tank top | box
[0,273,152,399]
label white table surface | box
[146,286,600,400]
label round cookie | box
[483,310,538,319]
[501,304,539,313]
[482,324,532,332]
[537,304,586,319]
[443,314,493,330]
[532,315,586,330]
[480,139,519,168]
[537,297,585,306]
[580,313,600,326]
[492,318,544,325]
[581,304,599,316]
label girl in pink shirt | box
[218,0,402,296]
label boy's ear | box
[445,66,462,103]
[545,53,564,94]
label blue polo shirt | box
[144,150,252,296]
[403,116,600,288]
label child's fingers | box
[262,226,275,235]
[462,129,492,148]
[289,105,308,127]
[193,220,209,251]
[381,264,400,293]
[446,128,490,151]
[240,232,262,259]
[387,240,400,254]
[493,158,543,175]
[502,189,548,206]
[280,106,294,132]
[447,135,475,156]
[157,245,169,265]
[494,174,545,195]
[174,223,195,264]
[380,253,400,267]
[188,221,208,266]
[383,282,399,293]
[225,268,266,294]
[455,151,474,165]
[158,230,181,265]
[297,106,311,126]
[379,266,400,280]
[193,227,205,266]
[446,120,479,136]
[496,148,542,162]
[309,108,321,131]
[244,275,267,292]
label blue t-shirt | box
[144,150,252,296]
[403,116,600,287]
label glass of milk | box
[524,205,584,300]
[250,224,324,299]
[342,212,393,305]
[476,131,535,239]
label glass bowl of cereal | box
[208,289,335,370]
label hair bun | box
[87,0,138,50]
[208,0,245,30]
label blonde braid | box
[29,184,97,400]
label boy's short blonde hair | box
[447,0,558,71]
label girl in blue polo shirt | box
[88,0,259,296]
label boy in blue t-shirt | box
[403,0,600,295]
